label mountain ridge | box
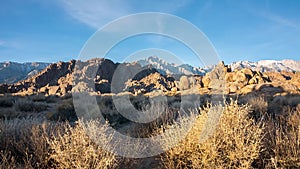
[0,57,299,84]
[0,58,299,96]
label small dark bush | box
[49,100,77,122]
[0,97,14,107]
[31,94,46,102]
[45,95,59,103]
[16,101,48,112]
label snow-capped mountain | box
[0,62,50,84]
[230,60,300,72]
[136,56,212,75]
[137,57,300,75]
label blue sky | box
[0,0,300,67]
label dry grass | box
[241,95,269,121]
[0,118,58,168]
[261,106,300,168]
[0,93,299,168]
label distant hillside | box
[0,62,49,84]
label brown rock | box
[280,83,298,92]
[228,84,238,93]
[225,72,235,82]
[48,86,60,95]
[27,86,36,95]
[256,83,284,95]
[240,68,254,78]
[171,87,178,93]
[234,71,248,83]
[239,84,257,94]
[248,77,257,84]
[179,75,190,90]
[202,76,211,88]
[39,86,48,93]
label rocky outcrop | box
[124,70,176,94]
[197,61,299,95]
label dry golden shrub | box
[47,120,117,169]
[263,106,300,168]
[161,100,264,169]
[246,96,268,113]
[0,150,17,169]
[0,118,117,169]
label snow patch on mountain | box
[230,60,300,72]
[136,56,212,75]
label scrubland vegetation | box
[0,93,299,168]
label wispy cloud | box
[260,11,300,29]
[0,40,5,47]
[58,0,191,29]
[199,0,213,13]
[59,0,130,29]
[245,0,300,29]
[252,41,275,51]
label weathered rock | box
[201,61,228,92]
[234,71,248,84]
[171,87,178,93]
[239,84,257,94]
[60,84,72,95]
[225,72,235,82]
[202,76,211,88]
[240,68,254,78]
[26,86,36,95]
[256,83,284,95]
[48,86,60,95]
[227,83,238,93]
[248,77,257,85]
[125,70,175,93]
[179,76,190,90]
[39,86,48,93]
[280,83,299,92]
